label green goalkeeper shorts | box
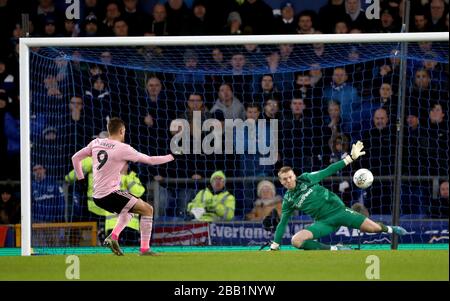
[306,208,367,239]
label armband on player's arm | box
[344,140,366,166]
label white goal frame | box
[19,32,448,255]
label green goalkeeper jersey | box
[273,160,347,244]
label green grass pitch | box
[0,249,448,281]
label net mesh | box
[28,41,448,249]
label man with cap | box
[83,13,99,37]
[187,171,236,222]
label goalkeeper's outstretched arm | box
[304,141,366,184]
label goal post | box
[19,32,449,256]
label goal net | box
[21,34,448,255]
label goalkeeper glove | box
[267,241,280,251]
[344,140,366,165]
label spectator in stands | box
[421,53,448,90]
[1,91,19,181]
[403,108,427,175]
[408,68,442,124]
[187,170,235,221]
[262,98,280,120]
[361,107,396,176]
[229,52,246,76]
[33,0,63,36]
[181,93,210,132]
[281,97,314,173]
[297,11,315,34]
[253,74,281,104]
[0,59,14,95]
[374,48,401,87]
[147,3,169,36]
[224,11,243,35]
[362,82,396,130]
[325,100,342,137]
[245,180,282,221]
[279,44,295,65]
[242,42,264,70]
[428,0,447,31]
[323,67,361,133]
[100,51,112,65]
[344,0,368,31]
[174,49,205,84]
[0,184,20,224]
[377,82,395,112]
[183,0,210,35]
[102,2,121,36]
[122,0,147,36]
[63,17,78,37]
[210,83,245,120]
[0,90,7,177]
[208,47,227,71]
[84,75,113,134]
[265,50,281,74]
[308,64,325,90]
[274,2,297,34]
[84,0,104,21]
[165,0,190,35]
[428,180,449,218]
[413,11,430,32]
[238,103,276,177]
[239,0,275,35]
[360,107,396,214]
[439,181,448,215]
[334,19,350,33]
[427,102,449,176]
[375,8,401,33]
[327,133,352,204]
[295,66,325,120]
[31,164,65,222]
[113,18,129,37]
[318,0,347,33]
[44,75,62,97]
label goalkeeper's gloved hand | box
[344,140,366,165]
[267,241,280,251]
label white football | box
[353,168,374,189]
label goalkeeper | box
[269,141,407,251]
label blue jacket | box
[32,178,65,222]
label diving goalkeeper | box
[269,141,407,251]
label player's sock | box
[111,212,133,240]
[301,240,331,250]
[140,216,153,253]
[377,222,393,233]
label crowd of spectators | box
[0,0,448,223]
